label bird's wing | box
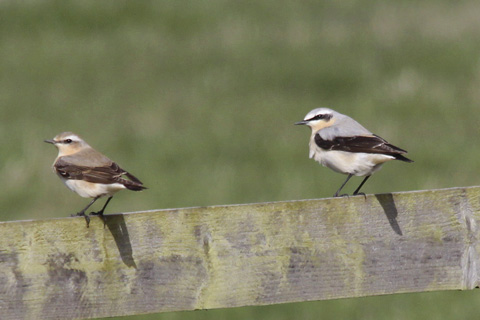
[54,158,145,186]
[315,134,409,156]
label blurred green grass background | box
[1,0,480,319]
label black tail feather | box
[125,184,147,191]
[394,154,414,162]
[120,178,147,191]
[118,167,146,190]
[124,171,144,185]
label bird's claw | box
[71,212,90,228]
[353,192,367,200]
[333,193,350,198]
[89,211,107,227]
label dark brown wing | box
[54,158,146,190]
[315,134,413,162]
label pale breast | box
[62,178,126,198]
[309,141,395,176]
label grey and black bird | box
[296,108,413,197]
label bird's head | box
[44,132,89,156]
[295,108,337,132]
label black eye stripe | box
[64,139,73,144]
[308,113,332,121]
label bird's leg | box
[333,174,353,197]
[90,196,112,216]
[89,197,112,226]
[353,175,371,199]
[72,197,99,228]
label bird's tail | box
[121,178,147,191]
[394,154,414,163]
[125,171,144,185]
[119,168,146,191]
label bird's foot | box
[353,192,367,200]
[71,212,90,228]
[333,193,350,198]
[89,210,107,227]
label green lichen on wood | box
[0,186,479,320]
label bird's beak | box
[294,120,308,125]
[44,139,56,144]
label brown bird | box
[45,132,146,227]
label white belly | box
[61,178,126,198]
[310,146,394,176]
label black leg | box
[353,175,371,198]
[334,174,353,197]
[90,196,113,222]
[72,197,100,228]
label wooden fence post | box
[0,186,479,319]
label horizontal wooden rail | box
[1,186,479,319]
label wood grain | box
[0,186,479,319]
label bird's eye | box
[311,114,325,121]
[64,139,73,144]
[309,113,331,121]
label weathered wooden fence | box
[1,186,479,319]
